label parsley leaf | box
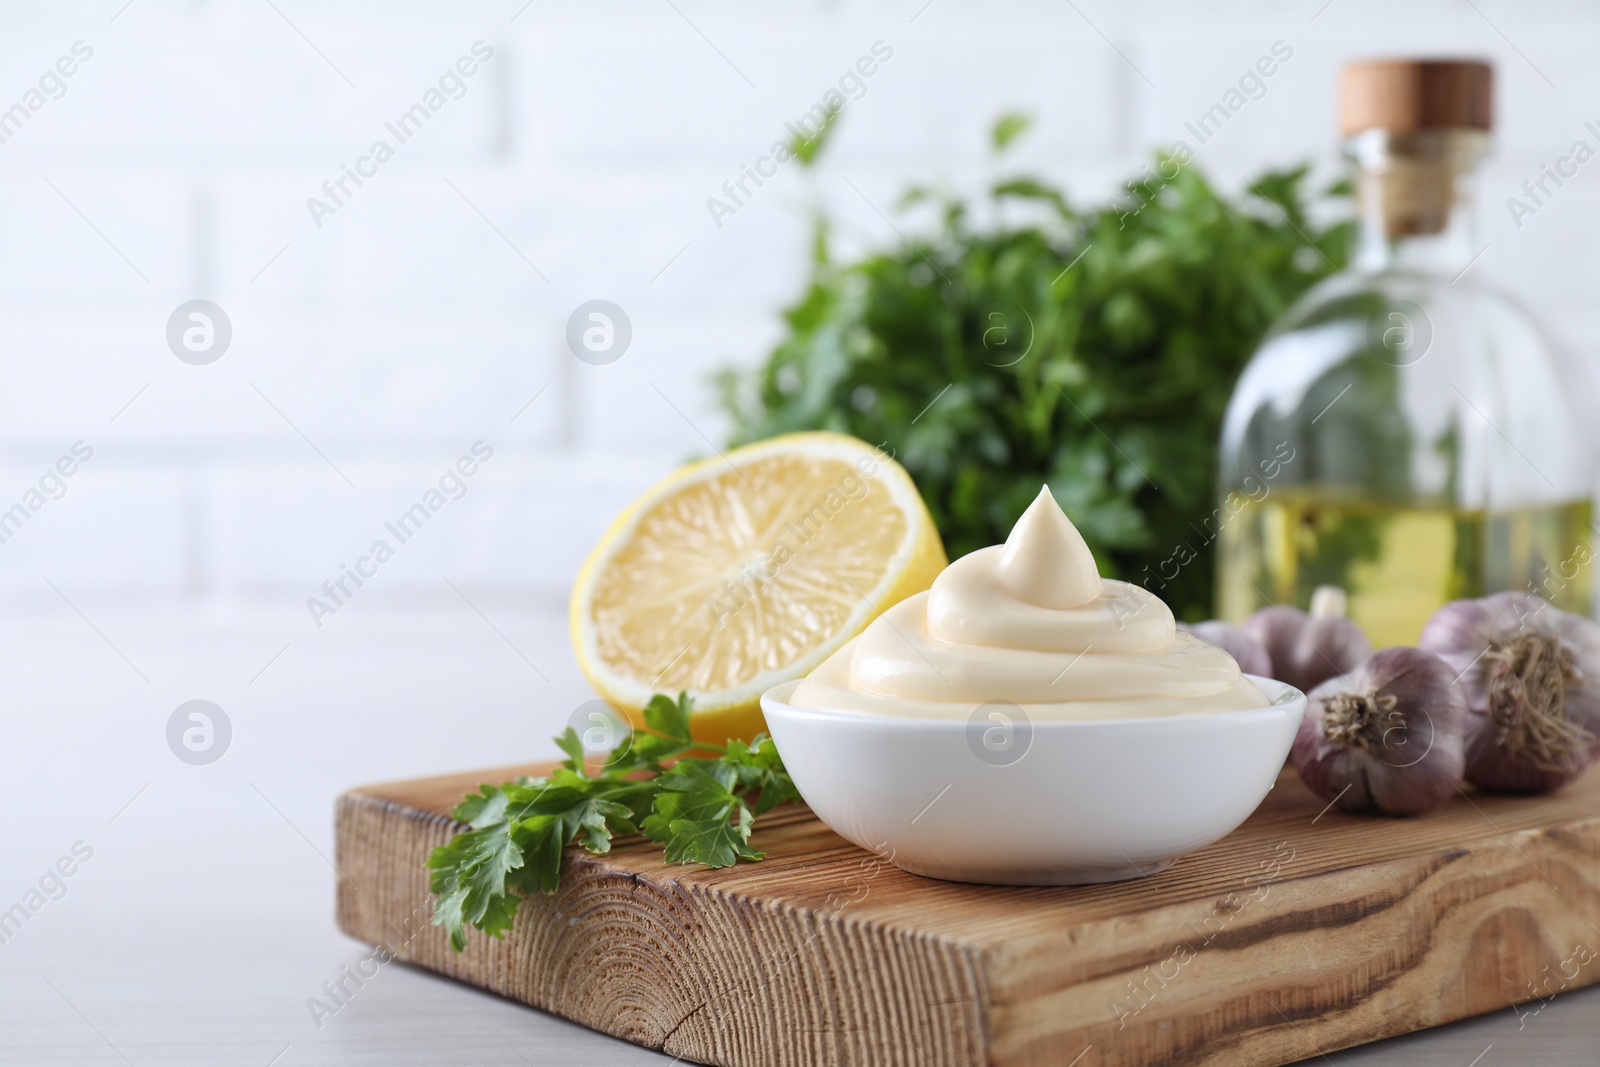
[662,806,761,868]
[425,817,523,951]
[428,693,796,951]
[642,757,765,866]
[724,736,801,815]
[552,727,587,768]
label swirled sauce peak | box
[789,485,1266,721]
[997,486,1101,609]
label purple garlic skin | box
[1420,592,1600,794]
[1177,620,1272,677]
[1244,589,1372,695]
[1292,647,1467,816]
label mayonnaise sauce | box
[789,486,1266,720]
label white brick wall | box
[3,0,1600,618]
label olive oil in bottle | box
[1217,494,1593,647]
[1217,60,1596,638]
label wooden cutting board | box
[335,763,1600,1067]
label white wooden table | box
[4,910,1596,1066]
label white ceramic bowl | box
[760,675,1306,885]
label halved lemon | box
[571,431,946,744]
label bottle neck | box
[1348,129,1487,275]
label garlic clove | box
[1243,588,1372,694]
[1463,710,1593,794]
[1292,647,1466,816]
[1419,592,1600,795]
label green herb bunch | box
[717,114,1351,620]
[428,694,797,951]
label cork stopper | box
[1341,59,1492,137]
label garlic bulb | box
[1291,647,1466,815]
[1244,585,1372,694]
[1176,620,1272,677]
[1420,592,1600,794]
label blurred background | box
[4,1,1600,1062]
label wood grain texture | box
[335,764,1600,1067]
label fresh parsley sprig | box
[427,693,797,951]
[716,113,1352,622]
